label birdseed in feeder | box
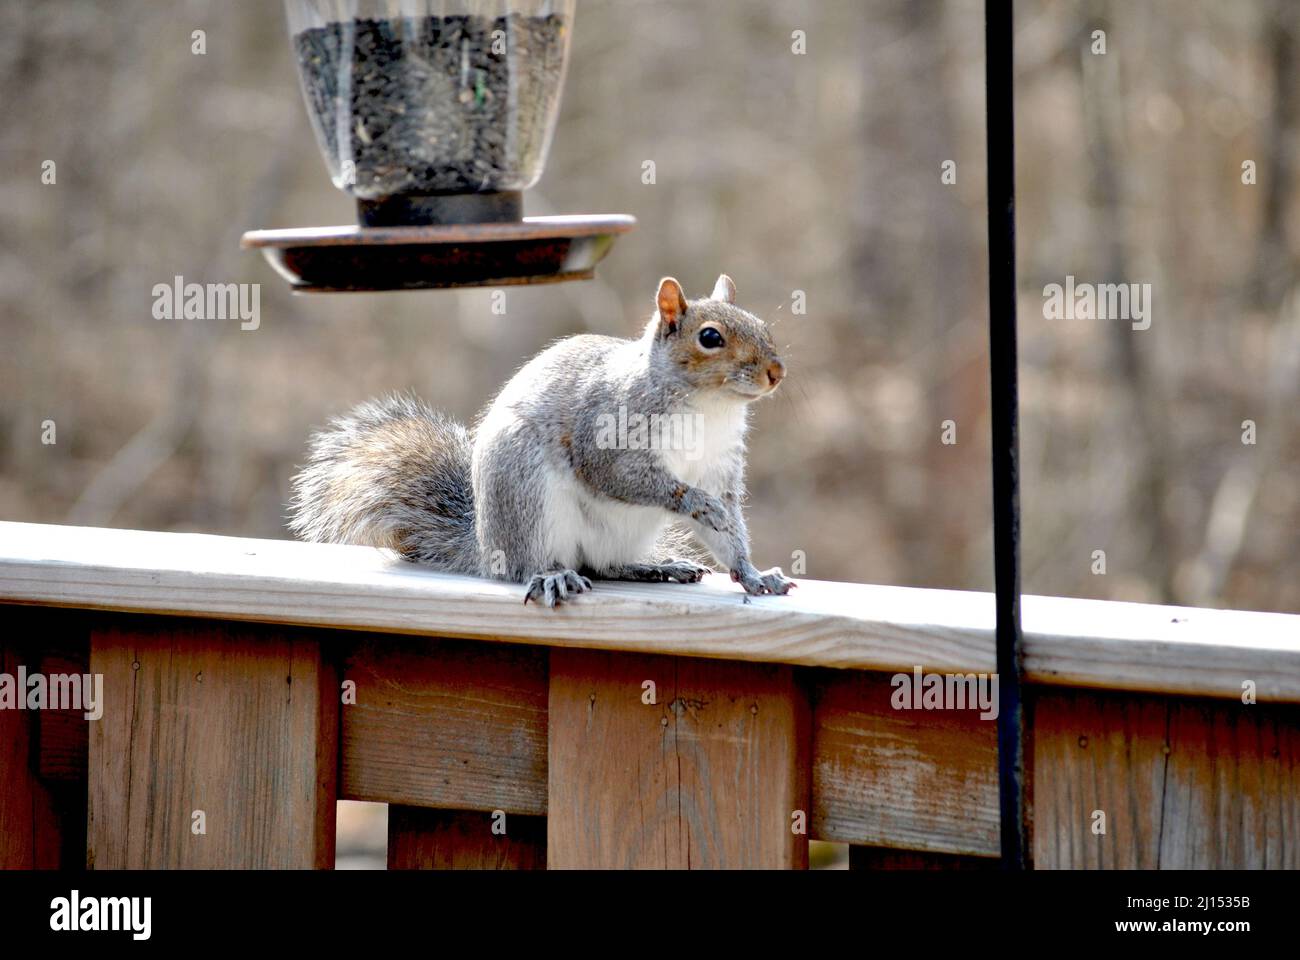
[294,13,570,200]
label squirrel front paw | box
[523,569,593,608]
[679,488,734,535]
[730,564,797,598]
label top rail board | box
[0,522,1296,701]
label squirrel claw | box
[731,565,796,598]
[658,560,711,583]
[761,567,796,596]
[523,569,592,608]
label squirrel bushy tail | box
[288,395,479,574]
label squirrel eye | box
[698,327,725,349]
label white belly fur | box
[540,396,749,571]
[540,467,664,571]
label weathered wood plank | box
[2,521,1296,701]
[1032,689,1300,868]
[1158,698,1300,868]
[1021,595,1300,702]
[387,806,545,869]
[0,638,61,868]
[810,669,1000,855]
[1031,689,1168,869]
[341,636,547,815]
[35,635,91,783]
[547,649,809,869]
[0,608,88,869]
[87,617,338,869]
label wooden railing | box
[1,521,1297,869]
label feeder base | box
[241,215,636,292]
[356,191,524,227]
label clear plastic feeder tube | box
[285,0,575,224]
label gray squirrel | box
[288,274,795,606]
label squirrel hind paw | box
[659,560,711,583]
[523,569,593,608]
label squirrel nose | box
[766,359,786,388]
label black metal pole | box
[984,0,1028,869]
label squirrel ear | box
[655,277,687,335]
[711,274,736,304]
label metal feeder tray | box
[241,214,636,293]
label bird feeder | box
[242,0,633,291]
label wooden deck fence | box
[0,521,1297,869]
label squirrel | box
[288,273,795,607]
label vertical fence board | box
[388,806,546,869]
[1031,689,1169,869]
[35,633,91,783]
[87,617,338,869]
[0,608,88,869]
[0,638,56,868]
[1032,689,1300,869]
[547,649,809,869]
[1158,698,1300,869]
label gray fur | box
[288,276,795,606]
[288,394,478,573]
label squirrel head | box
[646,275,786,402]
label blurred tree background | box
[1,0,1297,615]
